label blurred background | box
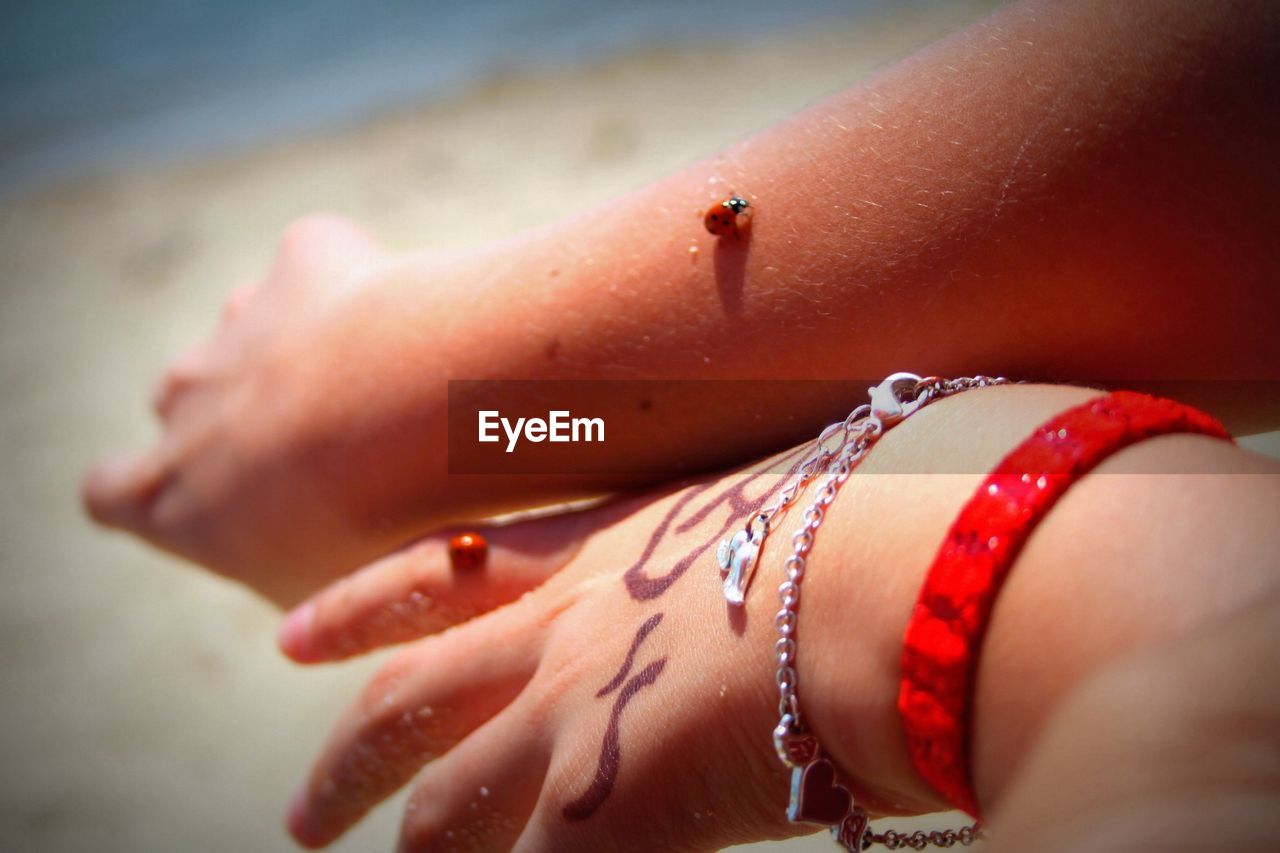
[0,1,1008,850]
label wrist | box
[770,384,1096,814]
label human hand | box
[80,214,560,605]
[81,214,408,602]
[278,451,896,851]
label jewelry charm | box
[789,757,854,826]
[898,391,1231,816]
[738,372,1002,849]
[713,375,937,605]
[717,514,765,605]
[833,812,869,852]
[773,716,819,766]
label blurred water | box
[0,0,906,199]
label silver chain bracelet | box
[719,372,1005,849]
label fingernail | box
[278,601,315,661]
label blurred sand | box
[0,3,1051,850]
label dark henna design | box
[624,446,808,601]
[561,447,812,822]
[623,526,717,600]
[562,657,668,821]
[621,484,712,600]
[597,613,664,698]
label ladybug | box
[703,194,752,238]
[448,532,488,571]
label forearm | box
[455,0,1277,387]
[354,0,1280,524]
[987,590,1280,850]
[103,0,1279,602]
[779,384,1280,817]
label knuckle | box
[277,212,354,255]
[150,339,215,418]
[524,653,587,731]
[165,345,207,385]
[398,787,457,853]
[151,365,196,417]
[397,807,439,853]
[398,788,517,853]
[221,283,256,321]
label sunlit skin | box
[276,385,1280,851]
[74,0,1280,848]
[83,0,1280,606]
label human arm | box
[987,590,1280,851]
[83,0,1280,605]
[277,383,1280,849]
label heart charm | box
[788,758,853,826]
[833,810,869,851]
[718,528,761,605]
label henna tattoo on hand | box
[597,612,663,698]
[623,447,805,601]
[562,448,809,823]
[562,657,668,821]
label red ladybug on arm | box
[703,194,752,238]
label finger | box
[150,348,206,420]
[151,372,190,421]
[279,510,597,664]
[153,278,259,420]
[220,281,259,325]
[396,696,552,853]
[273,212,383,280]
[287,603,546,849]
[81,452,167,533]
[512,659,674,853]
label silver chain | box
[754,376,1003,543]
[752,406,868,538]
[768,373,1006,849]
[869,826,982,850]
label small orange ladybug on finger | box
[703,194,752,239]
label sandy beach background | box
[17,1,1253,850]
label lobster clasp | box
[868,372,924,427]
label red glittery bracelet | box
[897,391,1232,818]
